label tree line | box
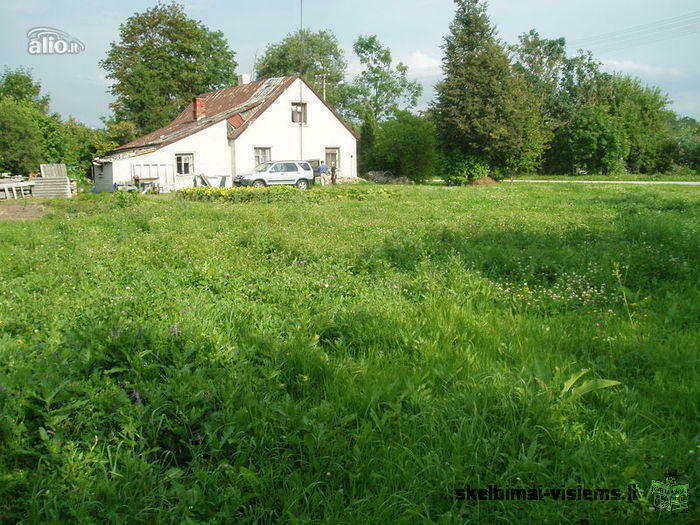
[0,0,697,180]
[432,1,699,181]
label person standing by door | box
[318,161,330,186]
[330,161,337,185]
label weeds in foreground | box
[0,184,697,523]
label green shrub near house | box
[177,184,395,203]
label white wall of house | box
[109,120,232,190]
[233,78,357,178]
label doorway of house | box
[325,148,340,171]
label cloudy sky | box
[1,0,698,127]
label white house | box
[93,75,358,192]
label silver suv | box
[235,161,314,190]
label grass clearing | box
[0,184,698,523]
[505,173,700,182]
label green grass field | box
[505,173,700,182]
[1,184,698,523]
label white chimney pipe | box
[238,73,250,85]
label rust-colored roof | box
[227,113,244,128]
[106,75,358,159]
[109,76,295,154]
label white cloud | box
[601,59,682,77]
[401,50,442,78]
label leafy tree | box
[510,30,567,112]
[0,69,60,175]
[568,105,629,174]
[511,31,682,175]
[255,29,347,107]
[101,2,237,134]
[346,36,422,121]
[432,0,546,174]
[0,67,50,110]
[664,116,700,172]
[59,118,109,178]
[369,111,437,182]
[0,68,122,179]
[598,74,673,173]
[0,97,44,175]
[99,119,140,150]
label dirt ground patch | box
[0,202,46,221]
[469,176,499,186]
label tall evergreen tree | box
[433,0,546,174]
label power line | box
[569,10,700,47]
[581,19,700,49]
[567,11,700,54]
[578,21,700,49]
[585,27,700,54]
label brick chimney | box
[193,96,207,120]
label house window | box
[291,102,307,124]
[325,147,340,168]
[176,154,193,175]
[254,147,271,167]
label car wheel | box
[296,179,309,190]
[252,180,266,187]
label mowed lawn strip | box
[0,184,698,523]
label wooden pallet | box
[0,181,34,200]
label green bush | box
[178,185,303,203]
[0,97,45,175]
[112,189,142,208]
[568,105,630,175]
[442,152,493,185]
[177,185,396,203]
[367,111,438,182]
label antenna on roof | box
[299,0,304,76]
[251,50,258,81]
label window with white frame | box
[175,154,193,175]
[325,147,340,168]
[291,102,307,124]
[254,147,271,167]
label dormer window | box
[292,102,307,124]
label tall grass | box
[0,184,697,523]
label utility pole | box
[299,0,304,160]
[318,73,328,101]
